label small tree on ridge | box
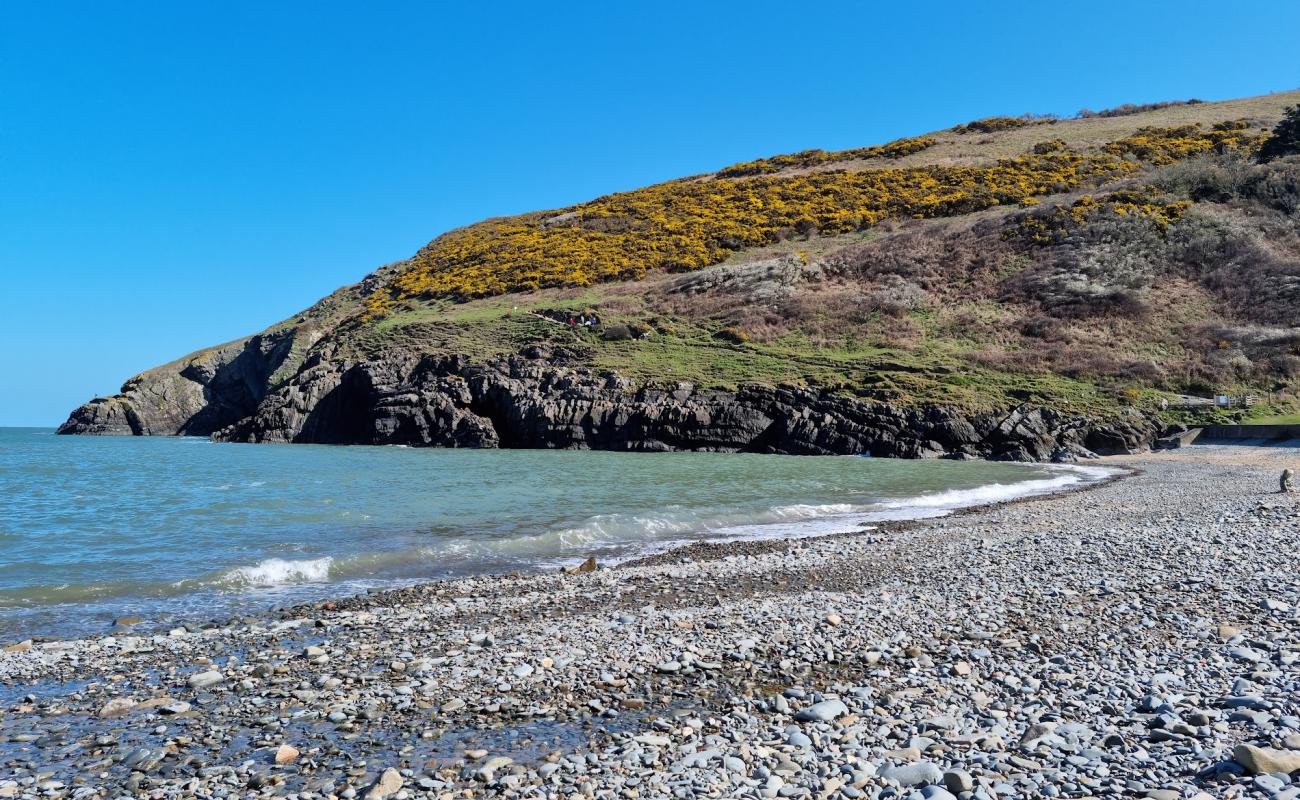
[1258,105,1300,162]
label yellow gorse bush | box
[716,136,936,178]
[1010,187,1193,244]
[370,122,1266,314]
[387,152,1119,303]
[953,116,1037,134]
[1101,120,1259,165]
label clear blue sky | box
[2,1,1297,426]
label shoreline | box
[2,444,1298,799]
[3,459,1119,647]
[616,461,1136,571]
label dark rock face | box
[61,341,1160,460]
[57,331,296,437]
[200,348,1160,460]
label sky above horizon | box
[2,1,1298,426]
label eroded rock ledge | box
[216,347,1158,460]
[60,344,1159,461]
[57,331,297,437]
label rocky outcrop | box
[58,331,298,437]
[61,328,1160,460]
[57,256,415,438]
[208,346,1160,460]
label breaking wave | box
[216,557,335,587]
[877,464,1115,511]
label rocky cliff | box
[62,340,1157,460]
[58,332,296,437]
[66,345,1161,460]
[58,262,391,438]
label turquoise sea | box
[0,427,1107,640]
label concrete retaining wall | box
[1197,425,1300,441]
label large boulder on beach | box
[365,768,403,800]
[98,698,135,718]
[187,670,224,690]
[1234,743,1300,775]
[794,698,848,722]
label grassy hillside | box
[125,90,1300,426]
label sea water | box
[0,427,1111,639]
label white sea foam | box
[545,504,858,551]
[219,557,334,587]
[510,465,1118,567]
[453,469,1109,569]
[768,502,858,518]
[205,466,1115,593]
[875,464,1116,512]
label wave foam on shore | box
[876,463,1116,511]
[217,557,335,588]
[0,458,1121,640]
[176,463,1125,593]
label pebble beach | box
[3,443,1300,800]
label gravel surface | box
[2,443,1299,800]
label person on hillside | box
[1283,468,1295,493]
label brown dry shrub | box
[593,296,642,315]
[1155,155,1300,212]
[862,275,930,317]
[1076,99,1202,119]
[1018,315,1068,341]
[999,208,1168,319]
[823,216,1015,298]
[872,316,924,349]
[1048,347,1164,382]
[971,343,1162,383]
[933,310,1022,348]
[694,296,797,342]
[1168,207,1300,327]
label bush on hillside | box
[1154,152,1300,212]
[953,116,1034,134]
[1008,188,1191,245]
[716,136,936,178]
[823,215,1017,295]
[1019,315,1067,341]
[1002,211,1170,318]
[601,322,651,341]
[1102,121,1262,165]
[1167,209,1300,326]
[862,275,930,317]
[1076,99,1203,119]
[1258,105,1300,163]
[714,327,749,344]
[1032,139,1068,155]
[601,324,634,341]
